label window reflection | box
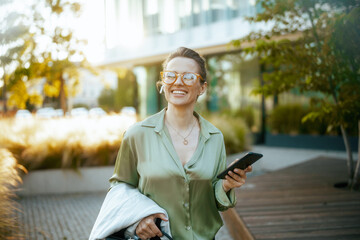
[105,0,259,41]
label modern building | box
[102,0,265,115]
[100,0,315,145]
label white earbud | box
[160,85,164,94]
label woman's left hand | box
[222,165,252,192]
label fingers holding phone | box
[219,152,262,192]
[217,152,262,179]
[222,166,252,192]
[245,165,252,173]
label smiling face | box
[163,57,207,108]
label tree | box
[0,0,93,114]
[231,0,360,189]
[0,2,40,112]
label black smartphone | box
[217,152,263,179]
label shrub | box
[208,114,251,154]
[73,103,89,109]
[221,106,257,131]
[0,148,26,239]
[269,104,330,135]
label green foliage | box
[269,104,330,135]
[98,68,136,112]
[73,103,89,109]
[220,106,257,131]
[232,0,360,135]
[114,69,136,110]
[98,88,116,112]
[207,114,251,154]
[270,103,358,136]
[0,0,94,112]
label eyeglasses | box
[160,71,203,86]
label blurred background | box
[0,0,359,239]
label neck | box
[166,104,195,130]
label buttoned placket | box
[152,109,214,237]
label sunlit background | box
[0,0,106,64]
[1,0,358,161]
[1,0,359,239]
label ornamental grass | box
[0,115,136,171]
[0,113,250,171]
[0,148,26,240]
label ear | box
[199,82,207,95]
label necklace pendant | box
[183,139,188,145]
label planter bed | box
[265,133,358,151]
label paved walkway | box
[16,192,104,240]
[15,192,232,240]
[15,146,357,240]
[235,156,360,239]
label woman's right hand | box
[136,213,168,240]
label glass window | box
[192,0,202,26]
[159,0,178,34]
[226,0,240,19]
[177,0,192,30]
[143,0,160,36]
[144,0,158,15]
[210,0,226,22]
[207,52,261,115]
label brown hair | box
[162,47,207,84]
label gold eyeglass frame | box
[160,71,204,86]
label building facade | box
[102,0,267,118]
[97,0,356,150]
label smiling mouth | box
[171,90,187,95]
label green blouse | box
[109,108,236,240]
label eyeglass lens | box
[163,72,197,85]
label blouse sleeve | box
[109,131,139,189]
[212,138,237,211]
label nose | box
[173,73,183,85]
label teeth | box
[172,90,186,94]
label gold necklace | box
[166,118,197,145]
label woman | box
[109,47,252,240]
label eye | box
[164,72,176,79]
[183,73,197,81]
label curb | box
[18,166,114,196]
[222,208,254,240]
